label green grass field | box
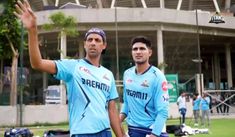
[1,118,235,137]
[167,118,235,137]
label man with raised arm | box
[14,1,124,137]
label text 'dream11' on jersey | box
[121,66,169,136]
[54,59,118,135]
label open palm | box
[14,0,36,30]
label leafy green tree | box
[0,0,23,105]
[43,12,79,59]
[42,12,78,103]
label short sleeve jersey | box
[121,66,169,136]
[201,97,210,110]
[193,97,201,110]
[54,59,118,135]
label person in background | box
[120,36,169,137]
[14,1,124,137]
[200,93,210,127]
[215,92,223,114]
[177,91,187,125]
[208,95,213,114]
[223,92,231,115]
[192,93,201,127]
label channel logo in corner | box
[162,81,168,92]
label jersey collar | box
[135,65,152,75]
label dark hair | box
[193,93,198,100]
[194,93,199,96]
[131,36,152,49]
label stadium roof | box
[27,0,235,81]
[29,0,235,13]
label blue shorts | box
[179,108,187,115]
[128,126,168,137]
[72,129,112,137]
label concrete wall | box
[0,105,68,126]
[0,102,192,126]
[0,106,17,125]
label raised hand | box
[14,0,37,30]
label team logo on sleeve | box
[141,80,149,87]
[162,93,169,102]
[162,81,168,92]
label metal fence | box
[204,89,235,115]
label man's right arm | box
[28,27,56,74]
[15,0,56,74]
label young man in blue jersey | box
[120,36,169,137]
[200,93,210,127]
[14,1,124,137]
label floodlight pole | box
[195,2,202,96]
[115,5,120,81]
[19,22,24,126]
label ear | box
[149,49,152,57]
[102,43,107,50]
[101,44,107,54]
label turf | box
[1,118,235,137]
[167,118,235,137]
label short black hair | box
[131,36,152,49]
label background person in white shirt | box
[177,91,187,125]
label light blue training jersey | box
[201,97,210,110]
[121,66,169,136]
[193,98,201,110]
[54,59,118,135]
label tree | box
[42,12,79,59]
[42,12,79,104]
[0,0,23,105]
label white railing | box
[204,89,235,115]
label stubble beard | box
[88,50,101,59]
[135,59,147,65]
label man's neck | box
[85,57,100,67]
[135,63,150,74]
